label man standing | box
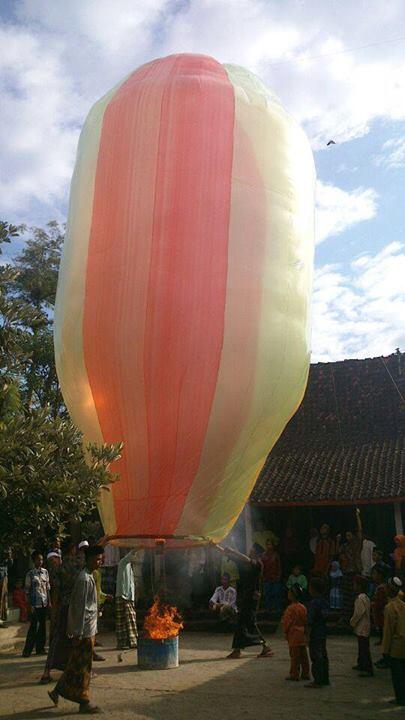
[22,551,51,657]
[115,550,138,651]
[313,524,335,576]
[48,545,103,715]
[382,577,405,707]
[262,540,282,613]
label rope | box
[267,35,405,68]
[380,356,405,405]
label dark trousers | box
[23,606,47,655]
[357,636,373,674]
[309,638,329,686]
[390,658,405,705]
[263,581,282,612]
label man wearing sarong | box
[115,550,138,650]
[40,541,79,684]
[48,545,103,715]
[215,545,273,660]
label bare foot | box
[226,649,242,659]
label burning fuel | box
[143,597,183,640]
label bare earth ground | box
[0,629,403,720]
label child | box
[350,576,373,677]
[306,576,330,688]
[12,579,29,622]
[286,565,308,592]
[282,583,310,681]
[329,560,343,609]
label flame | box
[143,597,183,640]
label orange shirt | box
[282,601,308,647]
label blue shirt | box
[25,568,50,608]
[307,597,329,641]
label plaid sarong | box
[115,597,137,649]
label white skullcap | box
[47,551,60,560]
[78,540,89,549]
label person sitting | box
[12,579,29,622]
[286,565,308,592]
[209,573,237,620]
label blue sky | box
[0,0,404,361]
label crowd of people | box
[5,539,140,714]
[0,520,404,714]
[210,539,405,707]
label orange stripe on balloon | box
[83,55,235,537]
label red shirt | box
[262,550,281,582]
[283,602,308,647]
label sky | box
[0,0,404,362]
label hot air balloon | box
[54,54,315,547]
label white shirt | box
[350,593,371,637]
[67,568,98,638]
[361,539,376,577]
[210,586,237,610]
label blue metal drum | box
[137,635,179,669]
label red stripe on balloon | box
[83,55,235,537]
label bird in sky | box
[327,140,336,146]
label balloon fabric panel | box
[82,55,235,537]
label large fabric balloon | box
[54,54,315,546]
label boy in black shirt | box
[306,576,330,688]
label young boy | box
[350,576,373,677]
[306,577,330,688]
[286,565,308,592]
[282,584,310,681]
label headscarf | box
[330,560,343,578]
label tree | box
[0,222,121,553]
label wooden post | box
[244,503,253,554]
[394,502,404,535]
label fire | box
[143,597,183,640]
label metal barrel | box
[137,635,179,670]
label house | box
[243,350,405,566]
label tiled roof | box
[251,352,405,505]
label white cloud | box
[375,136,405,169]
[316,181,377,244]
[312,242,405,361]
[1,0,405,222]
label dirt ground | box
[0,629,402,720]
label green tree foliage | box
[0,222,121,553]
